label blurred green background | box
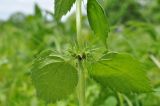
[0,0,160,106]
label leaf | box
[34,4,42,18]
[87,0,109,44]
[89,52,152,93]
[31,51,78,103]
[55,0,76,20]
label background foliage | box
[0,0,160,106]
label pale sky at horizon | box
[0,0,87,21]
[0,0,53,20]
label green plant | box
[31,0,152,106]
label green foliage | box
[55,0,76,20]
[103,0,144,24]
[1,0,160,105]
[89,52,152,93]
[31,50,78,103]
[87,0,109,45]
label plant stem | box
[77,61,85,106]
[117,92,124,106]
[149,54,160,69]
[76,0,82,46]
[123,95,133,106]
[76,0,85,105]
[134,94,140,106]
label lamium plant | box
[31,0,152,106]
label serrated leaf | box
[87,0,109,44]
[31,51,78,103]
[89,52,152,94]
[32,50,65,70]
[55,0,76,20]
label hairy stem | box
[76,0,85,106]
[77,61,85,106]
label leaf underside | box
[31,50,78,103]
[89,52,152,94]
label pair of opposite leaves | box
[31,51,152,103]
